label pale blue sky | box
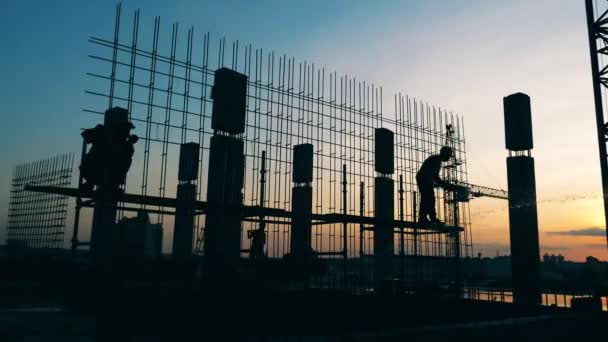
[0,0,605,260]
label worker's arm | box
[432,158,445,187]
[433,172,445,188]
[128,134,139,144]
[434,170,455,190]
[81,125,104,144]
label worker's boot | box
[417,217,431,227]
[79,181,94,193]
[430,219,446,227]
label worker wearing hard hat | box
[80,107,138,192]
[416,146,452,226]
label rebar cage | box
[6,154,74,250]
[83,5,473,289]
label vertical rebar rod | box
[158,22,178,228]
[12,163,25,244]
[6,164,17,243]
[40,157,54,248]
[194,31,210,254]
[413,191,418,256]
[260,150,267,253]
[72,143,86,250]
[141,16,159,207]
[399,174,405,281]
[108,3,121,108]
[126,9,140,120]
[342,163,348,288]
[180,27,194,145]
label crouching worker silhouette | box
[80,107,138,192]
[416,146,452,226]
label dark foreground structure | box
[0,255,605,341]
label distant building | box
[542,253,565,268]
[485,255,512,279]
[115,212,163,259]
[586,256,600,264]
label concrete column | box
[203,136,244,277]
[290,143,314,260]
[507,156,541,305]
[203,68,247,280]
[90,190,118,262]
[291,186,312,258]
[504,92,541,306]
[373,128,395,292]
[172,143,199,260]
[374,177,394,289]
[173,184,197,259]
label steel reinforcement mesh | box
[6,154,74,249]
[82,5,472,288]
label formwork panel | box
[375,128,394,174]
[178,143,200,182]
[504,93,533,151]
[293,144,314,184]
[211,68,247,134]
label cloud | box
[583,243,607,249]
[540,245,569,251]
[545,227,606,237]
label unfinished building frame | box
[6,154,74,249]
[80,5,473,290]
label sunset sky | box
[1,0,607,261]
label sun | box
[589,209,606,228]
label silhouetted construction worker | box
[80,124,105,190]
[249,229,266,260]
[80,107,137,191]
[115,133,138,186]
[416,146,452,225]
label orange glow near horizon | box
[469,196,608,262]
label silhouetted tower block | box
[203,68,247,279]
[504,92,541,306]
[172,142,199,260]
[374,128,394,291]
[291,144,314,260]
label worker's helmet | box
[440,146,452,161]
[105,107,135,129]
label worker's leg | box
[80,153,96,191]
[417,180,425,222]
[418,182,433,223]
[427,188,437,222]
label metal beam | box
[586,0,608,249]
[25,185,462,233]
